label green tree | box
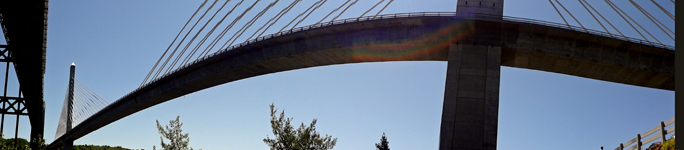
[0,137,29,150]
[73,144,131,150]
[156,116,199,150]
[31,134,46,150]
[263,103,337,150]
[375,132,389,150]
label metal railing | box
[609,117,675,150]
[124,12,675,115]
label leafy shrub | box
[661,138,674,150]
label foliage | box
[73,144,131,150]
[0,137,29,150]
[0,133,126,150]
[156,116,199,150]
[263,103,337,150]
[661,138,674,150]
[31,134,46,150]
[375,132,389,150]
[0,133,47,150]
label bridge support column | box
[64,139,74,150]
[29,101,45,150]
[440,44,500,150]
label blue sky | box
[0,0,675,149]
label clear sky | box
[0,0,675,149]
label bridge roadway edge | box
[48,15,674,149]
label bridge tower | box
[439,0,503,150]
[64,63,75,150]
[54,62,111,150]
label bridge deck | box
[48,12,673,149]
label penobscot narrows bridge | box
[2,0,675,150]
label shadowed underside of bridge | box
[0,1,48,149]
[49,14,673,148]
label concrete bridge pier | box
[440,44,501,150]
[441,0,503,149]
[64,139,74,150]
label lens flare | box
[349,18,475,61]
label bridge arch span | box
[49,12,674,148]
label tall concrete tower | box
[456,0,504,17]
[65,63,75,150]
[438,1,504,150]
[66,62,75,132]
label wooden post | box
[620,143,624,150]
[636,134,642,150]
[660,122,667,142]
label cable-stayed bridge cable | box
[360,0,385,17]
[651,0,674,20]
[578,0,613,37]
[72,78,110,124]
[56,77,110,140]
[330,0,358,22]
[237,0,280,44]
[141,1,208,86]
[628,0,674,41]
[317,0,351,25]
[216,0,262,51]
[581,0,627,39]
[291,0,327,30]
[75,79,108,108]
[201,0,250,57]
[603,0,651,45]
[165,1,228,74]
[223,0,279,47]
[198,0,246,58]
[248,0,300,42]
[372,0,394,19]
[153,1,219,80]
[54,89,69,139]
[554,0,587,32]
[255,0,301,39]
[177,0,234,69]
[605,0,661,45]
[279,0,323,33]
[549,0,572,30]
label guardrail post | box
[660,121,667,142]
[636,134,642,150]
[620,143,624,150]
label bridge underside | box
[0,1,48,149]
[49,16,673,149]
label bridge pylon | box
[67,63,75,133]
[64,63,75,150]
[54,62,110,150]
[439,1,503,150]
[51,63,76,150]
